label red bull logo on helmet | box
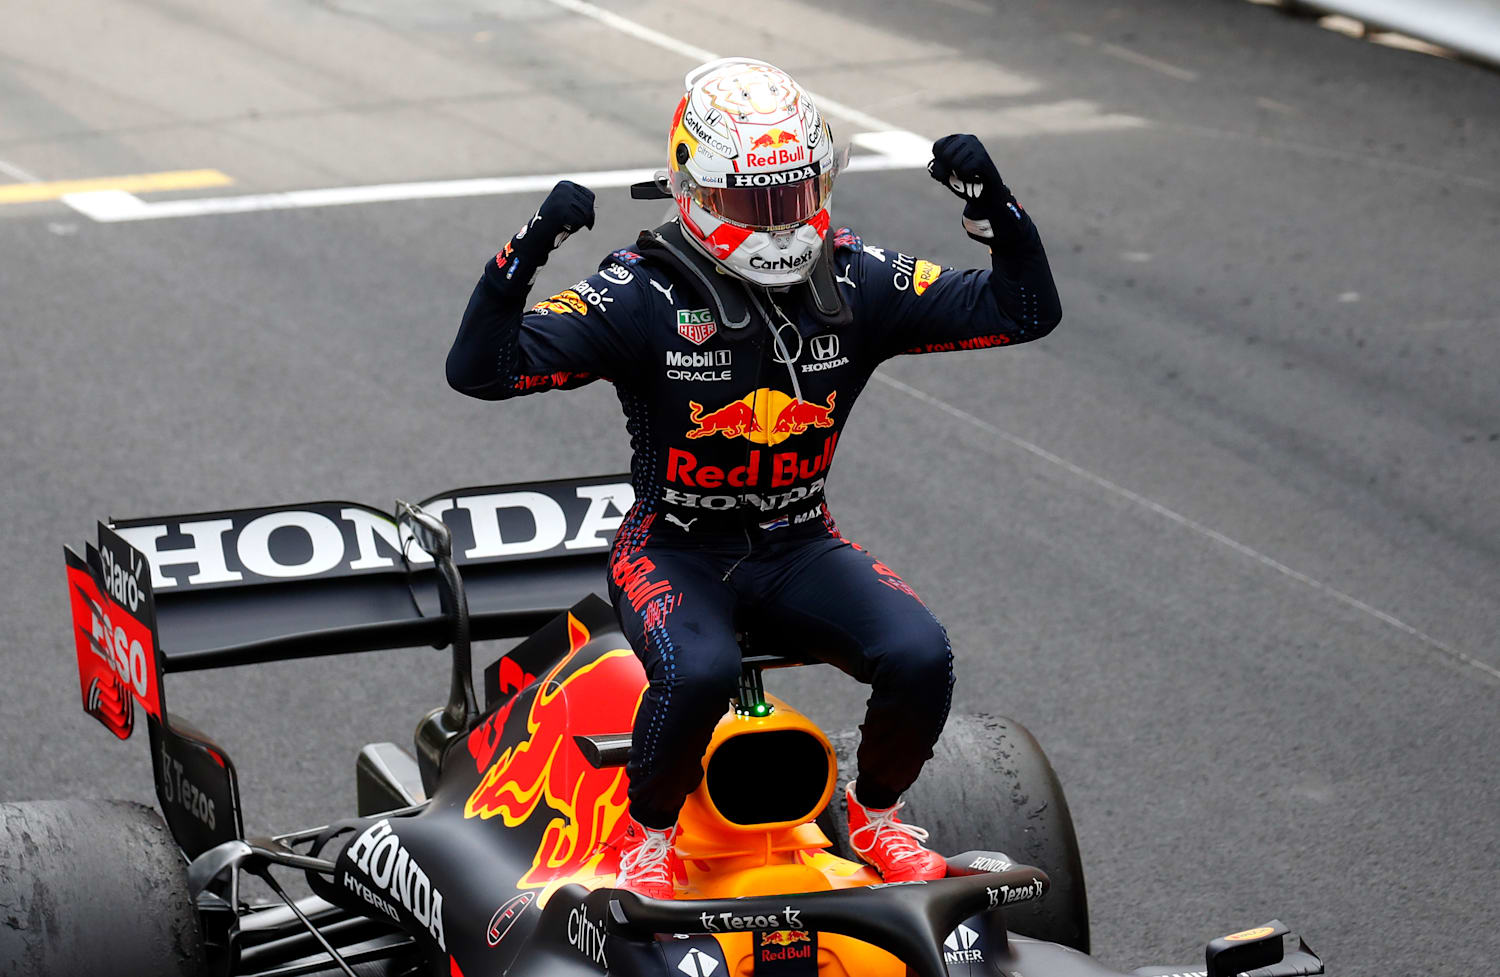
[747,128,805,167]
[464,615,647,892]
[750,129,800,150]
[685,389,836,446]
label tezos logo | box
[697,905,802,932]
[158,743,216,830]
[986,876,1045,908]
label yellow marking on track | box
[0,169,233,205]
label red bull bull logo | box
[686,399,761,440]
[685,389,836,446]
[464,615,646,892]
[761,930,811,946]
[746,128,805,167]
[750,129,800,150]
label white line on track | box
[1066,33,1200,82]
[874,373,1499,684]
[1098,42,1200,82]
[0,157,42,183]
[61,0,933,223]
[929,0,993,14]
[60,152,928,223]
[540,0,916,135]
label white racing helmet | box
[667,58,848,287]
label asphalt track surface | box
[2,1,1497,974]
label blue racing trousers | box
[607,504,954,830]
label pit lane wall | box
[1292,0,1500,66]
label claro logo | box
[113,481,634,590]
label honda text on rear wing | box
[64,473,632,859]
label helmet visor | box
[691,169,834,230]
[674,147,848,231]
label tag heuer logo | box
[677,309,718,345]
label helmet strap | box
[636,220,759,334]
[800,227,853,329]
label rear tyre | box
[0,799,205,977]
[815,714,1090,952]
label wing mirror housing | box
[397,500,478,792]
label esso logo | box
[92,610,148,698]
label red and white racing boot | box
[845,781,948,882]
[613,816,684,900]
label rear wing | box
[64,473,632,857]
[105,473,631,670]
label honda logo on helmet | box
[726,162,820,188]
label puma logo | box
[836,263,856,288]
[650,279,675,304]
[665,514,697,532]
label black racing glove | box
[928,134,1029,251]
[491,180,596,286]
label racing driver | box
[447,57,1062,899]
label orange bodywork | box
[656,694,906,977]
[493,626,909,977]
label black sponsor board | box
[112,475,634,592]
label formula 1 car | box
[3,474,1325,977]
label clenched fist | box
[514,180,596,260]
[928,134,1028,249]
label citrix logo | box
[568,904,608,965]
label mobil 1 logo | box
[667,348,731,381]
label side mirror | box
[396,499,451,559]
[395,500,477,791]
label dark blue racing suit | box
[448,215,1061,829]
